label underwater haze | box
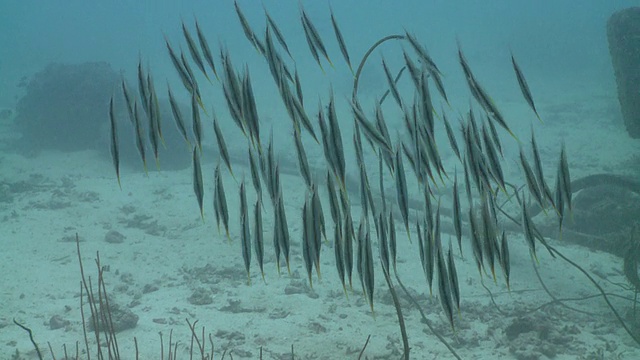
[2,1,640,359]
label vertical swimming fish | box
[442,109,461,161]
[531,129,554,209]
[180,50,200,101]
[146,73,165,147]
[264,8,293,59]
[363,228,375,316]
[216,164,231,241]
[137,59,149,116]
[276,193,291,274]
[480,194,497,282]
[311,185,326,277]
[499,231,511,291]
[121,80,135,125]
[554,172,565,232]
[318,103,336,176]
[481,123,506,192]
[519,147,544,210]
[374,104,395,175]
[294,68,304,107]
[452,171,463,256]
[249,145,262,201]
[195,19,219,81]
[326,171,342,225]
[132,101,148,174]
[165,36,195,93]
[558,143,572,214]
[327,91,346,190]
[360,155,377,221]
[394,145,411,242]
[300,8,333,67]
[405,31,441,76]
[301,18,323,72]
[351,101,392,154]
[425,216,435,296]
[191,91,203,153]
[212,114,235,180]
[192,147,204,221]
[458,43,517,140]
[241,69,261,149]
[377,211,390,277]
[334,222,347,297]
[520,191,538,262]
[272,197,283,274]
[330,7,352,73]
[254,197,265,282]
[293,126,312,189]
[213,167,221,234]
[240,180,252,284]
[182,21,209,81]
[234,0,260,51]
[382,57,403,109]
[108,96,121,189]
[447,241,461,313]
[167,84,191,148]
[302,198,315,288]
[436,238,455,330]
[468,205,484,278]
[486,114,503,158]
[343,210,354,289]
[511,52,541,122]
[147,89,160,169]
[388,208,397,274]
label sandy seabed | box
[2,88,640,360]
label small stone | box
[188,288,213,305]
[142,283,159,294]
[104,230,125,244]
[49,315,69,330]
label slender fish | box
[213,114,235,180]
[108,96,121,189]
[382,57,403,108]
[264,8,293,59]
[436,239,455,330]
[192,147,204,220]
[302,198,315,288]
[447,241,461,313]
[182,21,209,81]
[195,19,219,80]
[254,198,265,282]
[167,84,191,147]
[240,180,252,284]
[511,52,541,121]
[330,7,352,72]
[121,80,135,125]
[334,222,347,297]
[301,8,333,67]
[132,101,148,174]
[395,145,411,242]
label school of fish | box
[107,2,573,332]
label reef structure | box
[607,7,640,138]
